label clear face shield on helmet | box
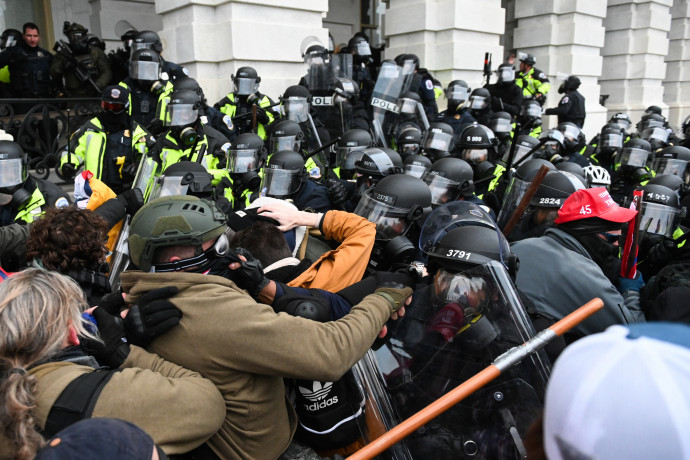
[447,85,470,104]
[423,173,461,206]
[336,146,366,172]
[354,192,414,241]
[397,97,419,115]
[496,175,532,229]
[260,167,302,198]
[0,158,25,189]
[651,157,690,183]
[641,127,669,143]
[164,103,198,127]
[129,60,159,81]
[490,118,512,135]
[616,147,649,168]
[638,119,664,132]
[521,103,542,119]
[502,142,534,165]
[496,67,515,83]
[468,95,488,110]
[423,131,453,153]
[234,77,258,96]
[461,148,490,164]
[282,97,309,123]
[399,142,421,157]
[560,124,581,144]
[1,34,18,49]
[270,135,301,155]
[613,118,631,133]
[354,41,371,57]
[404,161,430,179]
[150,175,191,200]
[639,202,680,237]
[600,132,623,149]
[227,149,260,174]
[357,259,550,459]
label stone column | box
[600,0,673,126]
[664,0,690,129]
[384,0,506,93]
[513,0,608,138]
[155,0,329,103]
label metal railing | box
[0,98,101,180]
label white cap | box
[544,323,690,460]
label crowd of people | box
[1,18,690,460]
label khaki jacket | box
[121,271,391,460]
[0,346,224,459]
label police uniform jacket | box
[544,90,586,128]
[0,40,54,97]
[511,228,645,339]
[120,271,393,460]
[0,346,225,457]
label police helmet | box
[260,150,306,199]
[555,161,586,180]
[645,105,663,116]
[423,157,474,205]
[457,123,496,164]
[496,63,516,83]
[282,85,311,123]
[403,154,432,179]
[490,112,513,136]
[520,99,543,119]
[0,29,21,50]
[129,49,161,81]
[614,138,651,169]
[173,77,204,99]
[152,161,214,200]
[638,184,682,237]
[536,129,566,164]
[348,35,371,57]
[422,122,455,158]
[609,112,632,134]
[337,129,373,176]
[394,122,423,158]
[427,225,514,274]
[599,123,624,150]
[232,67,260,96]
[651,146,690,184]
[164,89,201,128]
[556,122,582,151]
[355,147,403,178]
[397,91,423,115]
[64,22,89,52]
[354,174,431,241]
[0,141,28,198]
[128,195,228,272]
[446,80,471,106]
[506,135,540,165]
[530,170,584,209]
[269,120,304,154]
[519,54,536,66]
[637,113,665,133]
[468,88,491,111]
[647,174,686,195]
[132,30,163,53]
[228,133,266,174]
[515,158,557,181]
[330,78,360,103]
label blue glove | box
[618,272,645,293]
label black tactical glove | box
[121,161,139,183]
[82,306,130,368]
[116,187,144,216]
[231,247,271,299]
[647,236,677,268]
[214,195,234,218]
[254,106,270,125]
[60,163,78,180]
[327,178,348,209]
[374,286,413,313]
[375,270,415,289]
[123,286,182,347]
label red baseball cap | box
[554,187,637,225]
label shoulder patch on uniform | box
[308,167,321,179]
[425,79,434,90]
[538,73,547,79]
[55,197,69,208]
[223,115,234,130]
[561,96,569,104]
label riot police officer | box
[544,75,586,128]
[484,63,523,117]
[516,53,550,105]
[0,23,54,100]
[60,85,156,194]
[437,80,476,135]
[119,49,173,130]
[421,157,475,207]
[403,53,438,118]
[214,66,277,140]
[0,29,21,97]
[50,22,112,97]
[0,140,70,226]
[174,77,236,142]
[221,132,267,209]
[467,88,494,126]
[131,30,189,82]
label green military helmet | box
[128,195,228,272]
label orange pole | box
[347,298,604,460]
